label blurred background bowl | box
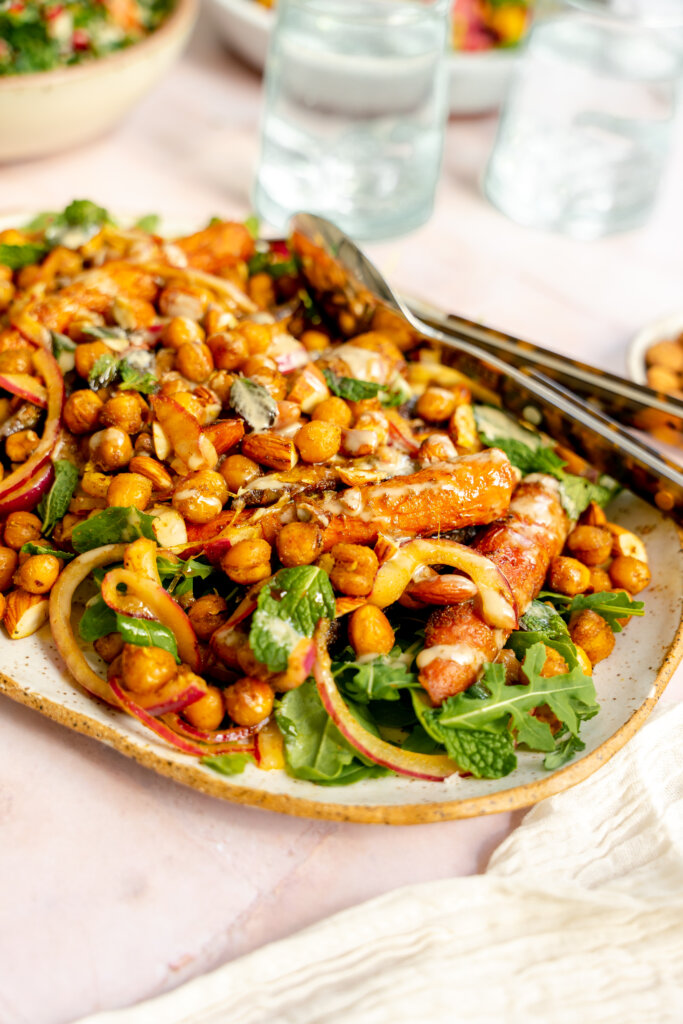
[0,0,198,163]
[207,0,520,115]
[628,312,683,385]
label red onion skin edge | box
[0,461,54,514]
[162,713,256,750]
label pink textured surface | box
[1,12,683,1024]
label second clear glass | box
[253,0,450,241]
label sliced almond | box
[151,508,188,548]
[606,524,648,564]
[242,432,298,472]
[4,590,49,639]
[152,421,171,461]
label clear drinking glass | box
[253,0,450,240]
[484,0,683,240]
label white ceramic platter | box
[206,0,518,117]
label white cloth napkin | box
[78,703,683,1024]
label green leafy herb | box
[157,555,215,597]
[249,566,335,672]
[81,325,127,340]
[115,614,179,662]
[37,460,79,537]
[244,214,260,240]
[559,475,617,520]
[20,542,74,562]
[543,730,586,770]
[88,353,120,390]
[201,753,253,776]
[333,646,420,703]
[51,331,77,373]
[0,243,48,269]
[322,368,384,402]
[519,599,569,637]
[538,590,645,633]
[24,212,57,232]
[45,200,113,246]
[247,251,299,279]
[229,376,278,431]
[118,361,159,394]
[482,437,566,477]
[71,506,157,553]
[134,214,161,233]
[79,594,117,643]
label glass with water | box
[253,0,450,240]
[484,0,683,239]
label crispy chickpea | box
[569,609,615,666]
[248,272,276,310]
[312,397,352,429]
[540,646,569,678]
[52,513,81,546]
[4,512,41,550]
[348,604,395,657]
[134,432,155,457]
[121,643,177,695]
[609,555,651,595]
[300,329,331,352]
[330,543,379,597]
[6,429,39,463]
[416,387,457,423]
[0,547,18,590]
[224,676,274,727]
[646,340,683,372]
[81,471,111,499]
[63,390,104,435]
[547,556,591,596]
[172,469,228,524]
[207,370,235,406]
[0,279,15,313]
[647,365,679,392]
[188,594,229,642]
[294,420,342,464]
[183,685,225,731]
[565,525,613,567]
[107,473,153,511]
[89,428,134,471]
[207,331,249,371]
[74,341,111,380]
[94,632,124,664]
[162,317,205,350]
[276,522,323,567]
[247,366,288,401]
[0,348,33,374]
[588,569,612,593]
[176,342,214,383]
[159,284,209,321]
[496,648,521,685]
[15,554,61,595]
[100,392,144,435]
[220,454,260,492]
[221,538,272,585]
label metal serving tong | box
[290,212,683,523]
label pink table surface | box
[2,13,683,1024]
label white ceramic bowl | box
[627,311,683,385]
[207,0,518,116]
[0,0,198,163]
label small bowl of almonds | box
[628,312,683,394]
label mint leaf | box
[61,199,112,229]
[481,436,566,477]
[560,475,617,521]
[37,460,78,536]
[157,554,215,598]
[439,726,517,779]
[71,507,157,553]
[247,252,299,279]
[201,753,253,776]
[134,213,161,233]
[119,360,159,395]
[115,614,179,662]
[20,542,74,562]
[79,594,117,643]
[322,368,384,402]
[249,566,335,672]
[82,325,127,340]
[0,243,48,269]
[519,599,569,637]
[333,646,420,703]
[538,590,644,633]
[229,376,278,431]
[88,353,119,390]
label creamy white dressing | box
[337,344,386,383]
[416,644,485,671]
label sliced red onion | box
[0,461,54,514]
[0,373,48,408]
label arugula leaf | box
[543,730,586,770]
[0,243,48,269]
[79,594,117,643]
[88,353,119,390]
[134,214,161,233]
[322,368,384,402]
[20,542,74,562]
[244,214,260,240]
[333,646,420,703]
[538,590,645,633]
[37,460,78,537]
[71,506,157,553]
[118,360,159,395]
[115,614,179,662]
[249,566,335,672]
[201,753,253,776]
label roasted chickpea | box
[159,284,209,321]
[569,609,615,666]
[646,365,679,392]
[106,473,153,511]
[348,604,395,657]
[565,525,613,567]
[4,512,41,550]
[0,547,18,590]
[547,556,591,596]
[609,555,651,595]
[0,279,15,313]
[540,646,569,678]
[100,392,144,435]
[276,522,323,567]
[311,397,353,429]
[207,370,235,406]
[52,513,81,546]
[162,316,205,351]
[294,420,342,464]
[219,454,260,493]
[496,648,522,685]
[89,427,134,471]
[188,594,229,641]
[247,365,288,401]
[0,348,33,374]
[15,554,61,595]
[176,342,214,383]
[172,469,228,524]
[247,272,276,310]
[183,685,225,731]
[300,329,331,353]
[418,434,458,464]
[416,387,457,423]
[330,543,379,597]
[63,390,104,434]
[81,471,111,499]
[221,538,272,586]
[6,429,39,463]
[94,632,124,664]
[134,433,155,457]
[207,331,249,371]
[238,322,274,356]
[646,340,683,372]
[74,340,111,380]
[121,643,177,695]
[224,676,274,727]
[588,569,612,593]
